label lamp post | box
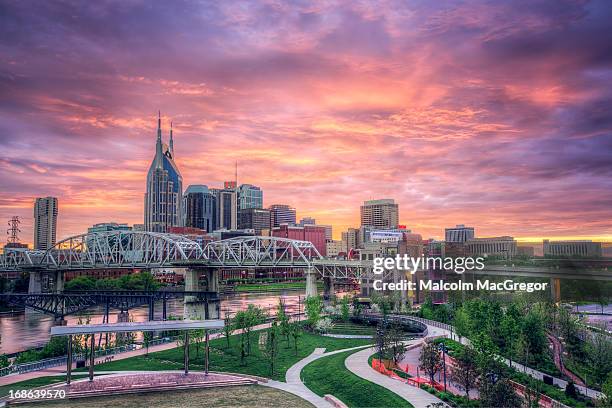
[437,343,448,392]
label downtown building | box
[445,224,475,242]
[184,185,216,233]
[144,113,183,232]
[360,199,399,229]
[87,222,131,234]
[237,208,270,234]
[34,196,58,250]
[269,204,296,227]
[465,236,517,258]
[543,240,602,257]
[238,184,263,210]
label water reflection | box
[0,290,314,355]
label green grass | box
[301,349,411,408]
[0,375,89,397]
[78,329,372,381]
[328,322,375,336]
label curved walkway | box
[262,345,372,408]
[345,345,447,408]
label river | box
[0,290,315,355]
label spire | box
[155,111,163,169]
[169,121,174,154]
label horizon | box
[1,1,611,244]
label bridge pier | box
[28,271,42,293]
[550,277,561,303]
[305,267,318,298]
[323,277,334,305]
[184,268,220,320]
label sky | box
[1,0,611,244]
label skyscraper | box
[238,184,263,209]
[445,224,475,242]
[144,112,183,232]
[269,204,296,227]
[238,208,270,234]
[34,196,58,250]
[360,199,399,229]
[184,185,216,233]
[217,189,237,230]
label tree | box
[419,342,442,384]
[235,304,266,357]
[340,296,350,322]
[276,299,291,347]
[565,381,578,399]
[222,313,234,349]
[142,331,153,356]
[453,307,470,340]
[387,324,407,365]
[262,322,280,376]
[450,346,478,400]
[290,322,302,356]
[586,330,612,385]
[500,306,521,368]
[375,322,391,362]
[599,371,612,407]
[305,296,322,328]
[0,333,9,369]
[479,376,521,408]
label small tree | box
[290,322,302,356]
[450,346,478,400]
[340,296,350,322]
[305,296,322,328]
[277,299,291,347]
[223,312,234,348]
[262,322,280,376]
[142,331,153,356]
[565,381,578,399]
[387,324,407,365]
[419,342,442,384]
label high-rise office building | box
[34,196,58,250]
[144,113,183,232]
[445,224,475,242]
[360,199,398,229]
[466,236,517,258]
[238,208,270,234]
[184,185,216,233]
[217,189,237,230]
[87,222,131,234]
[269,204,296,227]
[341,228,359,254]
[238,184,263,210]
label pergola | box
[50,319,224,384]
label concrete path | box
[345,345,447,408]
[268,345,373,408]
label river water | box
[0,290,313,355]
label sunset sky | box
[1,0,611,245]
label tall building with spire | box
[144,112,183,232]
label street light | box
[437,343,448,392]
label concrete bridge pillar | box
[305,267,318,298]
[183,268,220,320]
[28,271,42,293]
[550,277,561,303]
[323,277,334,305]
[54,271,64,293]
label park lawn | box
[82,329,373,381]
[0,375,89,397]
[301,349,411,408]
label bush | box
[314,318,334,334]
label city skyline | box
[1,1,612,244]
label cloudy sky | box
[1,0,611,244]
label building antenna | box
[7,216,21,244]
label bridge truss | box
[0,231,369,278]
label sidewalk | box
[344,345,448,408]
